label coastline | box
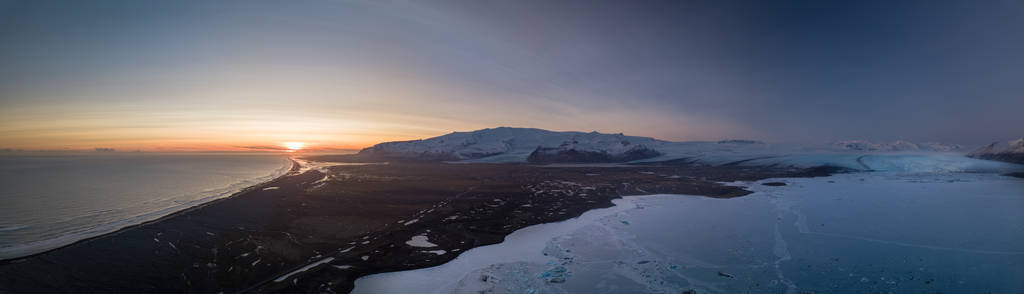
[246,161,846,293]
[0,159,844,293]
[0,157,298,262]
[352,193,660,293]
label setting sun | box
[283,142,305,151]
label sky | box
[1,0,1022,151]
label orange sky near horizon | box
[9,1,1017,150]
[0,99,486,152]
[0,61,739,152]
[0,92,730,152]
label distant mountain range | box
[967,138,1024,164]
[345,127,994,165]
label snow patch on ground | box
[406,235,437,248]
[273,257,334,283]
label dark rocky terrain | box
[971,153,1024,165]
[526,144,661,164]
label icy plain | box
[354,155,1024,293]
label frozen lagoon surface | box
[355,158,1024,293]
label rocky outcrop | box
[968,138,1024,164]
[526,143,661,164]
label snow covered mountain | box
[356,127,669,163]
[353,127,786,164]
[967,138,1024,164]
[322,127,1022,173]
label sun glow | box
[283,142,305,151]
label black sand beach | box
[0,158,843,293]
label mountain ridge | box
[357,127,670,163]
[967,138,1024,164]
[344,127,983,165]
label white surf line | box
[273,257,336,283]
[0,225,28,232]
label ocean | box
[0,153,291,260]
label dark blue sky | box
[1,0,1021,149]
